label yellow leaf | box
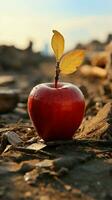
[60,50,85,75]
[51,30,64,61]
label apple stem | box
[55,61,60,88]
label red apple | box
[28,82,85,141]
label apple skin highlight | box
[28,82,85,141]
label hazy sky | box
[0,0,112,52]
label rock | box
[0,44,52,72]
[80,65,107,78]
[3,131,23,146]
[76,102,112,140]
[17,163,35,174]
[0,89,19,113]
[0,131,23,154]
[53,153,93,171]
[0,75,15,86]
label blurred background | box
[0,0,112,117]
[0,0,112,52]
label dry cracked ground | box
[0,39,112,200]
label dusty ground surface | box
[0,40,112,200]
